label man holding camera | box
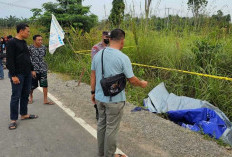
[91,29,148,157]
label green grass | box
[2,23,232,121]
[3,25,232,120]
[39,24,232,121]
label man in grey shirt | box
[91,29,148,157]
[28,35,54,105]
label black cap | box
[102,31,109,36]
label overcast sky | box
[0,0,231,19]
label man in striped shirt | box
[91,31,110,59]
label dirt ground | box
[45,72,232,157]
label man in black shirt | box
[6,23,38,130]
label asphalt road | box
[0,70,97,157]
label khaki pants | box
[96,101,125,157]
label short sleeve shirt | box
[91,42,105,60]
[91,47,134,103]
[28,45,47,73]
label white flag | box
[49,14,65,54]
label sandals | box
[115,154,126,157]
[28,100,33,104]
[9,114,38,130]
[9,122,17,130]
[21,114,38,120]
[44,101,54,105]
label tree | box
[0,16,29,28]
[30,8,42,21]
[109,0,125,28]
[212,10,231,28]
[187,0,208,18]
[187,0,208,28]
[217,10,223,17]
[31,0,97,32]
[145,0,152,19]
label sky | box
[0,0,231,20]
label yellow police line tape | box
[74,52,91,56]
[131,63,232,81]
[73,49,232,82]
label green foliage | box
[31,0,97,32]
[211,10,231,28]
[0,16,29,28]
[187,0,208,17]
[191,38,223,73]
[146,10,230,32]
[36,21,232,122]
[109,0,125,28]
[4,18,231,123]
[30,9,42,21]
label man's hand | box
[31,71,36,79]
[140,80,148,88]
[12,77,20,84]
[128,76,148,88]
[91,94,96,104]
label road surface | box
[0,70,97,157]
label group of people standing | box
[5,23,53,130]
[0,35,12,79]
[4,23,148,157]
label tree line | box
[0,0,231,32]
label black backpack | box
[100,49,127,101]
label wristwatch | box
[91,91,95,94]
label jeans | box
[0,59,4,79]
[96,101,125,157]
[9,73,32,120]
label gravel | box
[46,72,232,157]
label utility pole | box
[165,7,171,28]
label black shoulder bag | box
[100,49,127,101]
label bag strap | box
[101,48,106,78]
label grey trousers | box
[96,100,125,157]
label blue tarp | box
[168,108,227,139]
[143,82,232,145]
